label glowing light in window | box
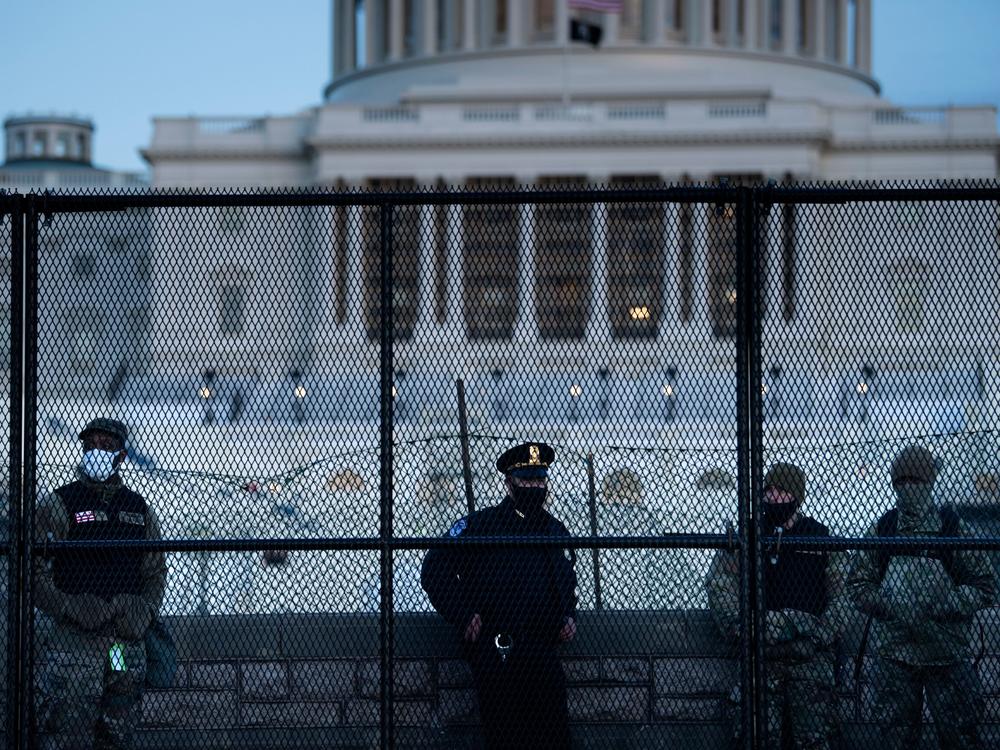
[629,305,651,321]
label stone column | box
[856,0,872,73]
[685,0,700,44]
[423,0,438,55]
[364,0,379,66]
[345,202,366,339]
[389,0,404,60]
[742,0,757,49]
[836,0,849,64]
[414,179,437,339]
[761,0,772,50]
[508,0,524,47]
[336,0,357,75]
[765,201,783,328]
[813,0,826,59]
[651,0,667,44]
[514,191,540,342]
[603,12,620,45]
[463,0,477,50]
[586,198,612,342]
[700,0,714,45]
[660,201,682,336]
[444,199,465,336]
[556,0,568,44]
[724,0,739,47]
[782,0,798,55]
[692,203,710,328]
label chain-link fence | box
[2,182,999,749]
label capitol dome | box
[326,0,878,107]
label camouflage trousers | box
[35,623,147,750]
[873,658,982,750]
[731,652,837,750]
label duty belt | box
[494,633,513,663]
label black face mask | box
[763,501,799,529]
[511,485,548,516]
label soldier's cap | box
[79,417,128,447]
[890,444,939,485]
[496,442,555,478]
[763,462,806,505]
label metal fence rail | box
[2,182,1000,749]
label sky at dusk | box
[2,0,998,174]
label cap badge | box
[529,445,540,465]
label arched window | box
[891,258,929,334]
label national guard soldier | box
[847,444,996,749]
[34,418,168,749]
[421,442,577,750]
[706,462,848,749]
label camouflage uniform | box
[846,445,996,750]
[34,463,167,750]
[706,464,850,749]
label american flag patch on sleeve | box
[73,510,97,523]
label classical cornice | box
[140,147,310,163]
[307,129,836,151]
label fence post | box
[4,193,24,750]
[735,185,766,749]
[456,379,475,516]
[586,453,602,610]
[377,200,396,750]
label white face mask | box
[82,449,120,482]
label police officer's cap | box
[496,442,555,478]
[79,417,128,447]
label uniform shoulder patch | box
[448,518,468,537]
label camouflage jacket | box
[846,484,996,666]
[705,514,851,663]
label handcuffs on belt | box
[494,633,513,664]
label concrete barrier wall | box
[107,608,1000,749]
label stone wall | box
[33,608,1000,748]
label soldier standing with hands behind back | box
[421,442,577,750]
[847,444,995,749]
[34,418,167,750]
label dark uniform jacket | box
[421,496,577,645]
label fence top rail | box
[7,185,740,213]
[2,180,997,213]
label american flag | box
[568,0,623,12]
[74,510,97,523]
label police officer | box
[706,462,848,749]
[847,444,996,749]
[34,418,168,750]
[421,442,577,750]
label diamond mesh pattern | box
[0,183,996,748]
